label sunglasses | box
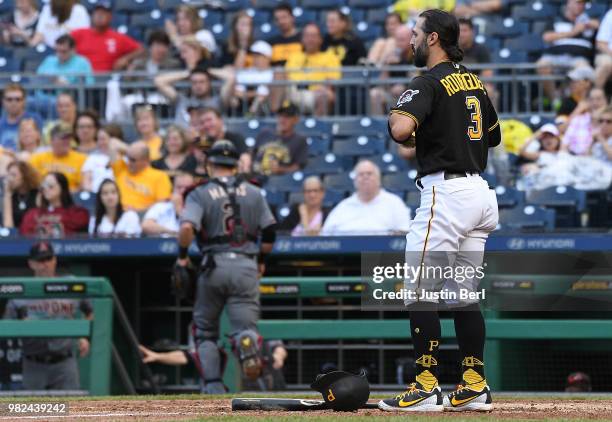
[127,156,138,162]
[598,119,612,124]
[4,96,23,102]
[304,188,323,193]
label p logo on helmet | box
[310,370,370,411]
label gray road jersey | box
[181,176,276,256]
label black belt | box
[25,353,72,364]
[416,171,480,189]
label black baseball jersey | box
[390,61,500,176]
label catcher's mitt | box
[171,261,197,301]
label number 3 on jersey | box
[465,96,483,141]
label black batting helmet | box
[207,140,239,167]
[310,370,370,411]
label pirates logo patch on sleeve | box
[397,89,420,107]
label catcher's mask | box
[310,370,370,411]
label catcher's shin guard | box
[231,329,263,381]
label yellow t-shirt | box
[394,0,456,21]
[500,119,533,155]
[144,135,163,161]
[29,150,87,191]
[285,51,342,90]
[112,160,172,212]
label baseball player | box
[176,140,277,394]
[378,10,500,412]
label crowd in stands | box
[0,0,609,238]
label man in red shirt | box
[71,1,143,72]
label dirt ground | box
[1,398,612,421]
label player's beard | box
[413,39,429,68]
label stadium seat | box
[288,188,345,207]
[13,45,52,70]
[485,18,528,38]
[242,9,271,26]
[265,172,306,193]
[504,34,546,56]
[382,171,419,193]
[0,0,13,14]
[495,48,528,64]
[367,7,388,25]
[498,205,556,230]
[324,173,354,191]
[0,56,21,73]
[254,23,280,40]
[255,0,297,10]
[306,136,331,156]
[348,0,391,8]
[331,136,385,157]
[261,189,287,207]
[301,0,345,9]
[405,191,420,212]
[474,35,502,53]
[275,204,292,221]
[333,117,387,137]
[73,191,96,215]
[111,12,130,28]
[585,2,608,18]
[354,22,382,42]
[223,0,250,12]
[494,185,526,209]
[526,185,587,227]
[210,23,230,43]
[225,119,275,137]
[114,0,156,13]
[200,10,224,27]
[293,8,317,27]
[130,9,166,27]
[304,154,353,175]
[512,3,559,21]
[370,153,409,173]
[297,118,334,136]
[481,172,497,187]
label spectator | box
[563,87,609,155]
[152,125,197,181]
[179,35,214,70]
[458,18,491,76]
[595,9,612,90]
[133,106,163,161]
[231,41,274,116]
[112,141,172,212]
[89,179,141,237]
[81,125,127,193]
[42,93,77,145]
[71,1,143,72]
[520,123,563,165]
[155,67,232,128]
[1,0,39,47]
[196,108,250,172]
[20,172,89,237]
[252,103,307,175]
[369,25,413,115]
[0,84,43,152]
[278,176,330,236]
[454,0,504,18]
[367,12,403,66]
[537,0,600,101]
[16,118,43,161]
[321,160,411,235]
[590,105,612,164]
[74,110,100,155]
[218,11,254,69]
[280,23,341,116]
[2,161,39,229]
[30,0,89,47]
[36,34,93,86]
[29,124,86,192]
[165,5,216,54]
[268,3,301,66]
[558,66,595,116]
[127,30,181,75]
[393,0,454,22]
[323,9,367,66]
[192,136,211,180]
[3,241,93,391]
[141,172,194,237]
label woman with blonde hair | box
[152,125,196,181]
[2,0,39,46]
[30,0,90,47]
[17,118,43,161]
[219,11,254,68]
[134,106,163,161]
[165,4,216,54]
[180,35,213,70]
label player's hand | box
[176,257,190,267]
[573,22,587,34]
[272,346,288,369]
[139,345,159,363]
[78,338,90,357]
[258,263,265,279]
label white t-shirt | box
[88,210,141,236]
[82,153,114,193]
[143,201,179,234]
[596,10,612,50]
[196,29,217,53]
[35,4,90,47]
[321,189,411,236]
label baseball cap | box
[277,102,299,117]
[29,241,55,261]
[194,136,213,151]
[250,41,272,58]
[539,123,559,137]
[207,140,239,166]
[568,66,595,82]
[565,372,592,392]
[50,123,73,140]
[94,0,113,11]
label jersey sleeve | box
[181,190,205,231]
[484,91,501,147]
[257,191,276,229]
[389,76,436,129]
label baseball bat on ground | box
[231,398,379,411]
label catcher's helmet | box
[208,140,239,166]
[310,370,370,411]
